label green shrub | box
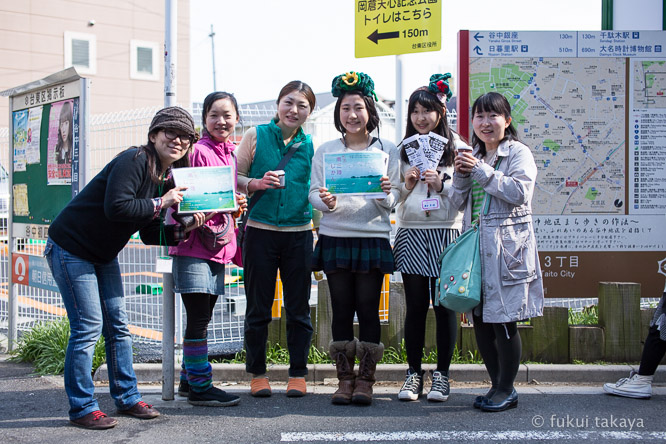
[9,318,106,376]
[213,340,484,365]
[568,305,598,325]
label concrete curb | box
[94,362,666,384]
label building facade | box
[0,0,191,125]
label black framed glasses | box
[163,129,194,144]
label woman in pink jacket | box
[170,92,246,407]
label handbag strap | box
[241,142,301,225]
[481,156,503,217]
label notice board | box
[458,30,666,298]
[3,68,88,239]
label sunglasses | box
[162,129,194,144]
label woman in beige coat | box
[451,92,543,412]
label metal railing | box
[1,103,443,351]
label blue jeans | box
[44,239,142,420]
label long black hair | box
[55,101,73,162]
[400,88,456,167]
[471,92,521,157]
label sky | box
[189,0,602,105]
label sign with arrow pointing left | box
[355,0,442,58]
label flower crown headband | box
[331,71,378,101]
[428,73,452,103]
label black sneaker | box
[398,368,424,401]
[427,370,450,402]
[188,386,241,407]
[178,380,189,397]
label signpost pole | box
[162,0,177,401]
[7,95,16,351]
[395,55,404,145]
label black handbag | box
[198,213,234,252]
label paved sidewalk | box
[3,352,666,444]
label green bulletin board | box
[5,70,86,236]
[12,100,77,225]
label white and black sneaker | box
[427,370,450,402]
[398,368,424,401]
[603,372,652,399]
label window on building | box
[130,40,159,81]
[64,32,97,75]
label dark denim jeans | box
[44,238,142,420]
[243,227,313,377]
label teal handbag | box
[436,158,501,312]
[435,223,482,313]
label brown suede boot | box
[352,341,384,405]
[329,339,357,405]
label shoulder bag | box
[435,157,502,312]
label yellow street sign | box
[355,0,442,58]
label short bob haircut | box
[471,92,520,156]
[333,90,380,135]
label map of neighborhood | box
[469,57,626,215]
[633,60,666,109]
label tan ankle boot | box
[329,339,357,405]
[352,341,384,405]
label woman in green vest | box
[236,81,316,398]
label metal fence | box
[0,103,417,353]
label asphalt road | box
[2,355,665,444]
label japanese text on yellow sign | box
[355,0,441,58]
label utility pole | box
[209,24,217,91]
[162,0,177,401]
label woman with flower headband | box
[309,71,400,406]
[236,81,316,398]
[394,74,469,403]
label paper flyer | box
[12,183,29,216]
[171,165,237,213]
[401,134,429,178]
[401,132,448,177]
[323,150,389,197]
[47,99,75,185]
[424,132,448,168]
[12,110,27,172]
[26,106,42,164]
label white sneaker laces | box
[431,372,449,392]
[401,372,421,392]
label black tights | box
[638,325,666,376]
[473,313,521,402]
[326,269,384,343]
[181,293,219,340]
[402,273,457,373]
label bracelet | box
[152,197,162,219]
